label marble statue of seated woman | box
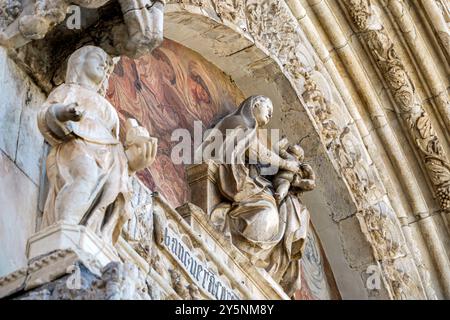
[200,95,316,297]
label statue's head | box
[236,95,273,128]
[288,144,305,161]
[65,46,112,93]
[252,96,273,127]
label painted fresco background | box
[107,38,339,300]
[107,39,245,207]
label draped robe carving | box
[38,45,157,244]
[200,95,316,297]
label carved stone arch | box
[160,2,409,299]
[0,0,435,300]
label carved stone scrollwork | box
[302,73,378,205]
[213,0,245,26]
[244,0,311,78]
[302,71,421,299]
[434,0,450,53]
[343,0,450,213]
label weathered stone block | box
[0,151,38,277]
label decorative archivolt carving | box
[358,201,423,299]
[434,0,450,52]
[244,0,311,78]
[343,0,450,212]
[359,202,405,261]
[213,0,246,27]
[302,73,380,205]
[168,0,426,299]
[302,72,422,299]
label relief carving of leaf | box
[425,157,450,185]
[416,114,433,139]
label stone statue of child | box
[273,139,316,203]
[37,45,157,244]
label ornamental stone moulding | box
[0,0,448,301]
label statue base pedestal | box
[26,223,120,267]
[0,248,103,298]
[0,224,121,299]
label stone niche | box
[0,1,296,300]
[3,0,444,301]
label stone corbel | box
[115,0,165,58]
[0,0,165,59]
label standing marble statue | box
[37,45,157,244]
[201,95,316,297]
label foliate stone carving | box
[213,0,246,27]
[37,45,158,247]
[187,284,203,300]
[382,259,422,300]
[168,270,204,300]
[169,269,191,299]
[344,0,450,212]
[244,0,310,78]
[359,202,424,299]
[359,202,406,261]
[303,74,378,205]
[434,0,450,51]
[302,71,423,299]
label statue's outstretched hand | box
[54,102,83,122]
[124,119,158,173]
